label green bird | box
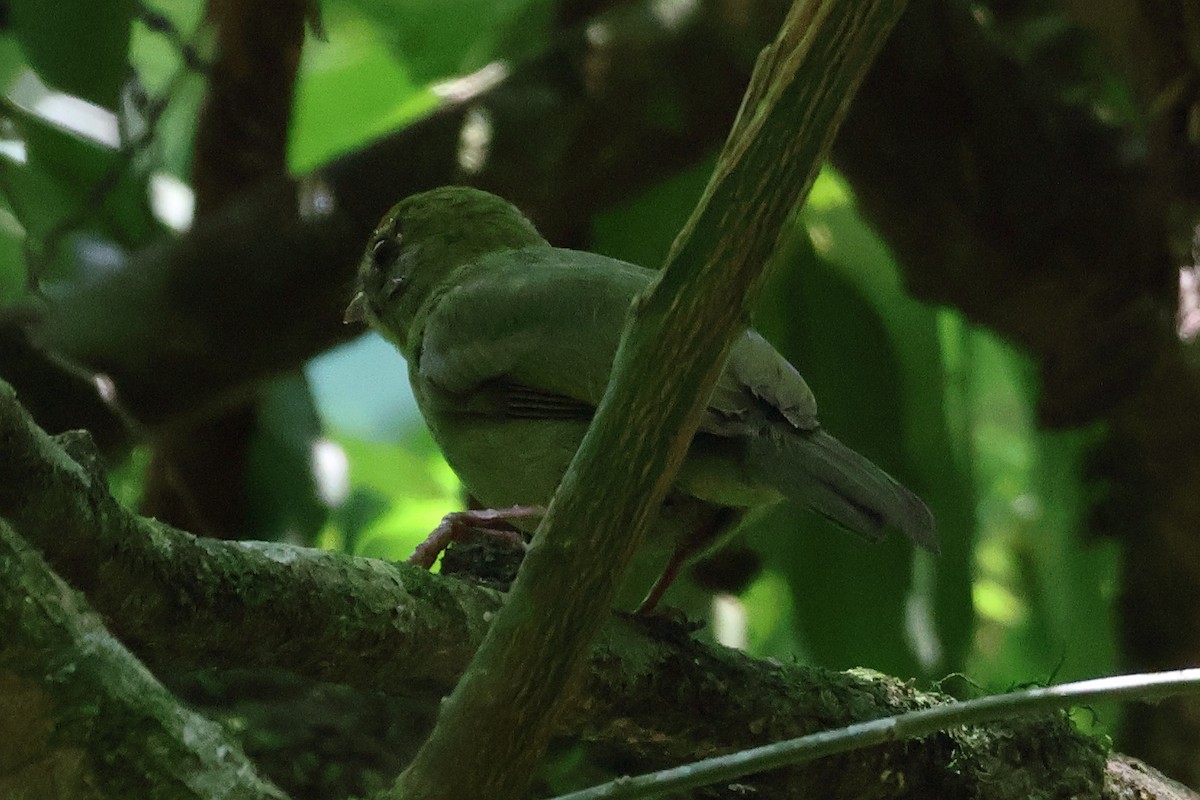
[346,186,937,611]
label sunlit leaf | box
[289,4,434,172]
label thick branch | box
[0,380,492,694]
[0,517,288,800]
[192,0,307,212]
[0,379,1191,799]
[138,0,311,537]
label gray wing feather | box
[701,330,818,435]
[747,428,939,553]
[711,330,937,552]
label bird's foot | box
[619,605,704,636]
[407,505,543,569]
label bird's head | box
[345,186,547,353]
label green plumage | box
[349,187,937,598]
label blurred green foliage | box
[10,0,135,108]
[291,2,434,172]
[0,0,1120,736]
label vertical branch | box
[390,1,909,798]
[191,0,309,213]
[140,0,310,538]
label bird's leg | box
[636,504,747,615]
[635,548,689,614]
[407,505,543,568]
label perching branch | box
[0,379,496,694]
[0,378,1192,798]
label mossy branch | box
[0,515,289,800]
[0,380,1193,798]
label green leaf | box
[342,0,554,82]
[749,170,976,677]
[9,0,136,107]
[289,3,435,173]
[957,332,1117,706]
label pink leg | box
[635,547,689,615]
[407,505,544,569]
[635,505,743,614]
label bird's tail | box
[748,428,938,553]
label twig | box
[551,669,1200,799]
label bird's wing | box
[420,256,819,431]
[700,330,820,436]
[414,246,653,419]
[700,330,938,552]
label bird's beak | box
[343,291,369,324]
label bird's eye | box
[369,235,400,271]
